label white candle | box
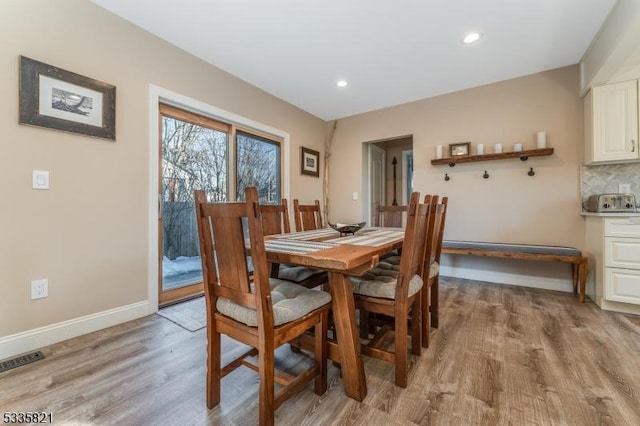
[476,144,484,155]
[514,143,523,152]
[436,145,443,159]
[536,131,546,149]
[494,143,503,153]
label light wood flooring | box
[2,277,640,425]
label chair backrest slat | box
[421,195,445,277]
[259,199,291,236]
[376,204,407,228]
[434,197,448,263]
[293,199,323,231]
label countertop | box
[581,211,640,217]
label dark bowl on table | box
[329,222,366,235]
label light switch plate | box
[352,192,358,200]
[32,170,49,190]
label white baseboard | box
[440,266,573,293]
[0,301,152,361]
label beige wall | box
[0,0,325,338]
[330,66,584,278]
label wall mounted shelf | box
[431,147,554,167]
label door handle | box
[632,139,636,153]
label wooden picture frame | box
[301,146,320,177]
[19,56,116,140]
[449,142,471,157]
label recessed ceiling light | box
[336,80,348,88]
[462,32,481,44]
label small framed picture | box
[19,56,116,140]
[449,142,471,157]
[301,146,320,177]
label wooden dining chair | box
[426,196,448,332]
[293,199,323,231]
[195,187,331,426]
[417,195,444,348]
[258,199,328,289]
[376,204,408,228]
[379,195,447,348]
[359,202,408,335]
[349,192,430,387]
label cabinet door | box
[605,237,640,269]
[591,80,638,163]
[605,268,640,304]
[605,217,640,238]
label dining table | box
[263,226,405,401]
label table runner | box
[323,229,404,246]
[264,239,336,254]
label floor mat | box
[157,296,206,332]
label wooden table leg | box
[431,276,439,328]
[328,271,367,401]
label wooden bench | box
[442,240,588,302]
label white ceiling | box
[91,0,617,121]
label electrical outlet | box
[31,279,48,300]
[619,183,631,193]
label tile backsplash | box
[581,162,640,207]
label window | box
[236,131,281,203]
[161,112,229,203]
[160,104,282,203]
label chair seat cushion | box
[351,271,423,300]
[378,257,440,279]
[278,264,327,284]
[216,278,331,327]
[428,261,439,279]
[380,249,399,259]
[380,255,400,269]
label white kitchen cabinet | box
[584,80,639,164]
[585,216,640,313]
[606,268,640,304]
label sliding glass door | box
[158,104,282,305]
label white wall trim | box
[401,149,412,206]
[440,266,573,293]
[0,301,150,360]
[148,85,291,313]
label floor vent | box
[0,351,45,373]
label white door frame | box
[367,143,386,226]
[401,149,413,205]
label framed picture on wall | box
[19,56,116,140]
[449,142,471,157]
[301,146,320,177]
